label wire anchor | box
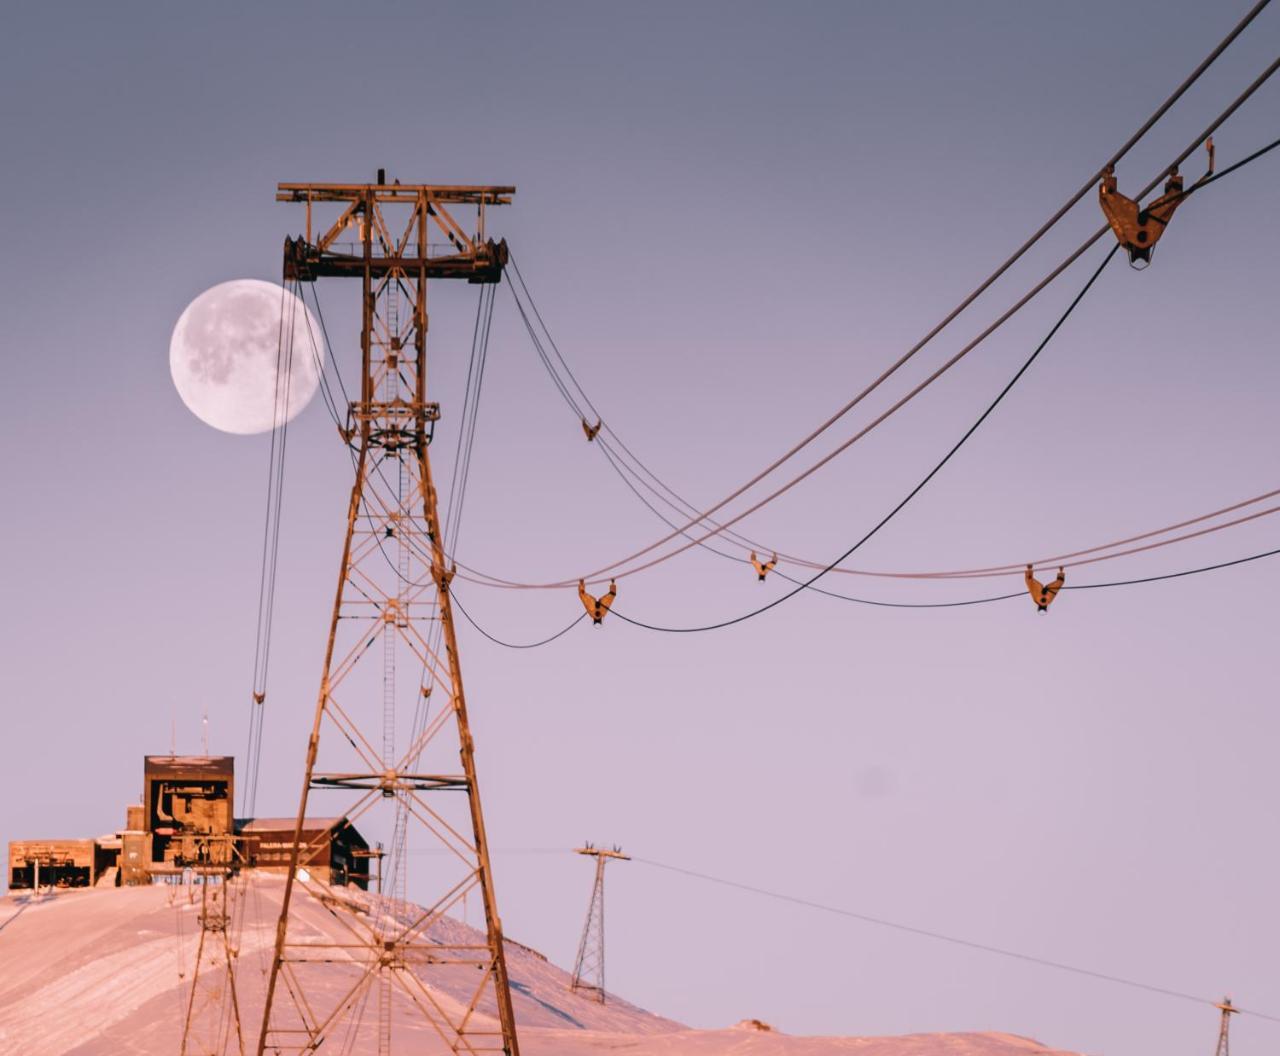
[1024,565,1065,612]
[578,579,617,624]
[1099,138,1214,267]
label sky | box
[1,3,1279,1054]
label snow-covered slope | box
[0,878,1080,1056]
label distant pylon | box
[179,839,244,1056]
[1214,996,1237,1056]
[570,844,629,1003]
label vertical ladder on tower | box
[379,271,404,1056]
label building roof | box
[8,838,97,849]
[237,817,346,833]
[144,755,234,779]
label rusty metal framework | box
[1214,997,1237,1056]
[181,838,246,1056]
[256,174,519,1056]
[570,845,629,1003]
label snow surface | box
[0,876,1081,1056]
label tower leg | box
[418,442,522,1049]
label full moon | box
[170,279,323,434]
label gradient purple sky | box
[2,4,1279,1055]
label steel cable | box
[523,423,1280,609]
[632,855,1280,1025]
[481,41,1280,588]
[609,245,1121,631]
[787,546,1280,609]
[439,130,1280,634]
[524,379,1280,584]
[444,360,1280,596]
[460,106,1280,592]
[590,71,1280,587]
[450,590,587,649]
[243,279,302,817]
[281,114,1280,638]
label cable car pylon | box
[570,844,630,1003]
[1214,996,1237,1056]
[255,172,521,1056]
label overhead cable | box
[513,366,1280,585]
[365,126,1280,642]
[785,545,1280,609]
[450,590,587,649]
[526,414,1280,606]
[475,421,1280,612]
[512,267,1280,584]
[510,106,1280,595]
[489,41,1279,590]
[631,855,1280,1025]
[459,249,1117,635]
[445,283,498,549]
[243,279,303,816]
[468,104,1280,592]
[611,245,1122,631]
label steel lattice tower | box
[570,845,629,1003]
[180,840,245,1056]
[1214,997,1237,1056]
[255,175,520,1056]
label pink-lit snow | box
[0,877,1080,1056]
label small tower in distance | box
[1214,997,1237,1056]
[570,844,630,1003]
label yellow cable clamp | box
[750,551,778,582]
[578,579,617,624]
[1025,564,1065,612]
[1098,138,1213,268]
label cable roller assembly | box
[1024,565,1066,612]
[1099,138,1214,267]
[578,579,618,624]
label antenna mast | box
[255,172,519,1056]
[570,844,630,1003]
